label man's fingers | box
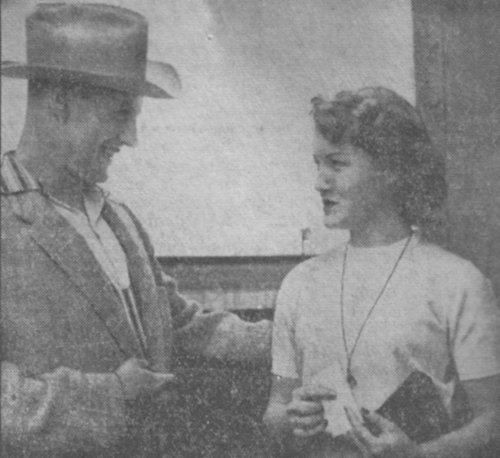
[154,372,176,384]
[134,358,150,368]
[293,385,337,402]
[151,372,176,391]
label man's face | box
[62,87,142,187]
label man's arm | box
[162,272,272,364]
[121,202,272,365]
[1,359,174,456]
[1,361,127,456]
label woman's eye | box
[313,156,349,170]
[328,159,348,170]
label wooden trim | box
[159,255,308,291]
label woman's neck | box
[349,212,412,248]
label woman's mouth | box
[322,200,339,212]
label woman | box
[263,87,500,457]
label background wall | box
[1,0,414,256]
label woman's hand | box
[345,407,421,458]
[286,385,336,438]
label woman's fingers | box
[286,384,336,438]
[292,384,337,402]
[293,419,329,438]
[345,406,376,448]
[287,398,326,438]
[362,410,396,432]
[290,411,325,429]
[286,399,324,416]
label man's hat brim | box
[1,60,181,99]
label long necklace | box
[340,234,412,389]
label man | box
[1,4,271,457]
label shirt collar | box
[1,151,41,194]
[1,151,107,224]
[83,187,106,226]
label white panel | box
[1,0,414,255]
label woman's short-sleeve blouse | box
[272,238,500,414]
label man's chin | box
[83,173,108,189]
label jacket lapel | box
[11,192,145,358]
[103,201,172,371]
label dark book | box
[375,371,451,443]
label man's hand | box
[345,406,421,458]
[286,385,337,438]
[115,358,175,401]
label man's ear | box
[47,86,70,124]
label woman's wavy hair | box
[311,87,447,233]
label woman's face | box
[313,131,393,231]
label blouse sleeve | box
[449,264,500,381]
[272,269,302,380]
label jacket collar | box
[1,151,40,194]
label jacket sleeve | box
[160,272,272,364]
[174,307,272,365]
[1,361,128,456]
[120,203,272,365]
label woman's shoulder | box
[277,247,343,299]
[413,239,487,286]
[284,246,343,279]
[276,248,343,315]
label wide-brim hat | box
[1,3,181,99]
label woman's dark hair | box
[311,87,447,233]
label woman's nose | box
[315,168,334,192]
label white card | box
[310,364,363,437]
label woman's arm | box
[263,375,336,455]
[263,375,299,446]
[418,374,500,458]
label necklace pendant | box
[347,370,357,388]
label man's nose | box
[120,117,138,147]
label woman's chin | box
[323,215,348,230]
